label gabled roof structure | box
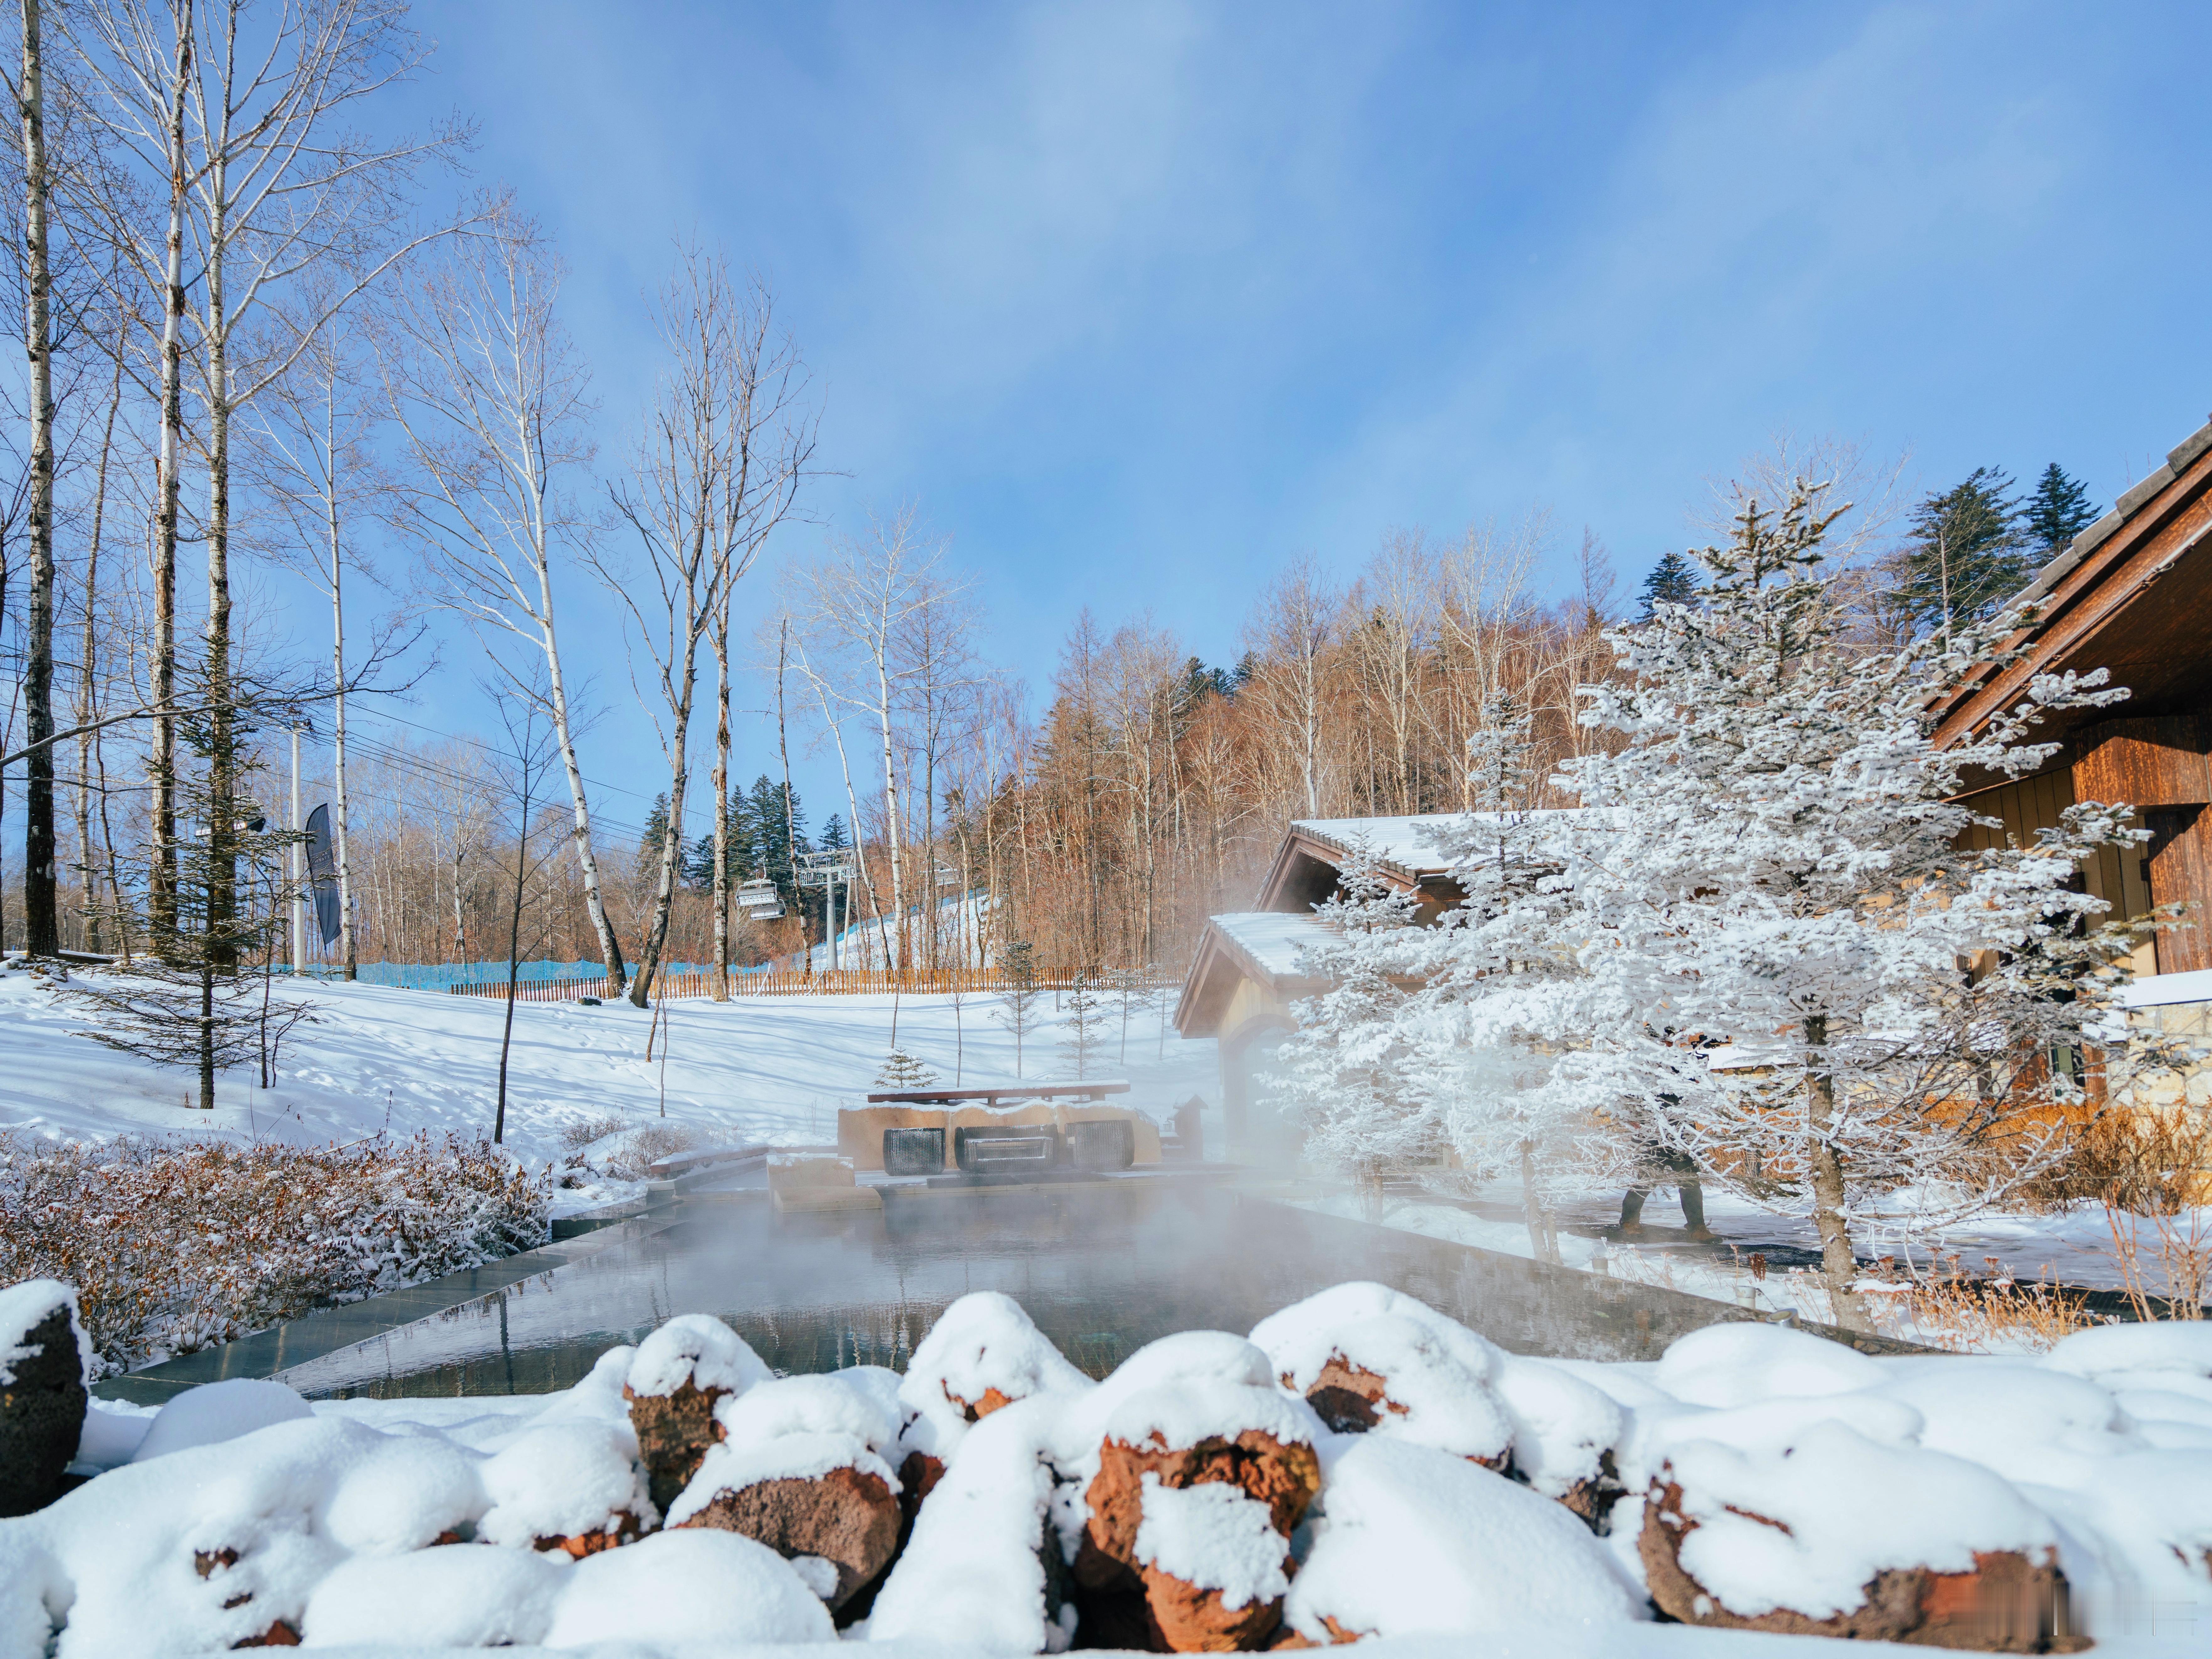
[1930,417,2212,752]
[1929,414,2212,978]
[1255,813,1466,917]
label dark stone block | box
[1,1305,88,1517]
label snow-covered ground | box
[1295,1182,2203,1355]
[8,1281,2211,1655]
[0,962,1216,1216]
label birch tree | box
[11,0,59,955]
[606,249,811,1005]
[788,510,939,968]
[383,211,629,990]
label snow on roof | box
[1211,911,1334,982]
[2121,967,2212,1009]
[1290,815,1464,876]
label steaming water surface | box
[259,1180,1785,1399]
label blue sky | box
[349,0,2210,839]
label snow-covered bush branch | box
[0,1132,549,1375]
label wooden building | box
[1173,814,1464,1151]
[1180,423,2212,1151]
[1928,414,2212,983]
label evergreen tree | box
[819,814,849,852]
[1059,976,1109,1080]
[637,794,672,885]
[2023,463,2100,560]
[684,784,758,892]
[1636,550,1700,618]
[876,1047,938,1089]
[995,939,1042,1078]
[1551,484,2148,1326]
[1898,466,2029,636]
[68,689,305,1109]
[743,774,817,928]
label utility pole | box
[290,726,304,971]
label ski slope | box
[0,962,1217,1211]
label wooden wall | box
[1955,768,2161,975]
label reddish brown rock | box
[1296,1353,1506,1473]
[625,1378,729,1514]
[0,1306,88,1518]
[947,1383,1015,1421]
[1268,1616,1368,1648]
[1299,1356,1403,1435]
[232,1620,300,1648]
[1640,1481,2086,1653]
[538,1509,646,1558]
[1136,1561,1286,1653]
[676,1463,902,1616]
[897,1448,946,1533]
[1074,1430,1320,1652]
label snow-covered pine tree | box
[1059,976,1108,1080]
[995,939,1042,1078]
[876,1048,939,1090]
[1263,837,1433,1184]
[1554,479,2150,1328]
[1401,694,1620,1256]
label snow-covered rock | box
[621,1313,769,1511]
[668,1410,902,1616]
[867,1394,1075,1653]
[0,1281,88,1518]
[898,1290,1094,1463]
[1060,1332,1325,1651]
[1640,1418,2077,1650]
[1285,1434,1646,1641]
[542,1527,835,1646]
[476,1418,655,1554]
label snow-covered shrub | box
[0,1131,548,1375]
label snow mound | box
[1652,1321,1887,1409]
[1132,1472,1289,1611]
[867,1394,1075,1653]
[1286,1434,1645,1639]
[623,1312,770,1398]
[477,1419,653,1548]
[900,1291,1094,1460]
[1658,1419,2058,1621]
[0,1280,84,1388]
[719,1373,900,1458]
[129,1378,314,1464]
[1492,1353,1626,1499]
[301,1541,564,1646]
[2043,1321,2212,1384]
[543,1527,835,1646]
[1250,1280,1500,1391]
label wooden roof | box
[1172,910,1337,1039]
[1929,417,2212,752]
[1255,815,1467,915]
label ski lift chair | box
[735,877,785,920]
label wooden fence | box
[446,967,1177,1004]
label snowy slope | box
[0,964,1216,1210]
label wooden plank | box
[2148,806,2212,975]
[2075,716,2211,807]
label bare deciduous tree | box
[382,210,630,991]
